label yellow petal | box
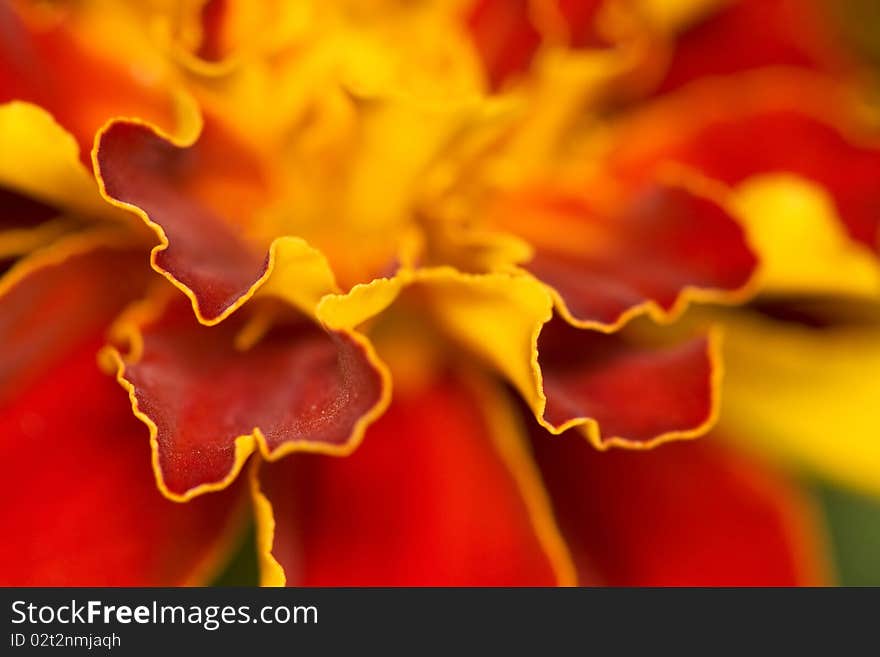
[733,175,880,298]
[318,267,553,413]
[719,309,880,497]
[0,103,110,219]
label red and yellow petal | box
[490,179,758,330]
[251,374,576,586]
[537,316,722,448]
[0,1,182,157]
[94,118,277,324]
[607,72,880,251]
[103,294,389,501]
[0,332,246,586]
[531,428,831,585]
[320,268,721,450]
[464,0,654,90]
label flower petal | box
[0,0,182,154]
[321,267,720,448]
[719,307,880,497]
[0,331,246,586]
[0,102,121,220]
[251,374,575,586]
[531,429,831,585]
[94,119,277,323]
[490,180,758,329]
[538,317,722,447]
[466,0,543,89]
[95,119,343,324]
[465,0,660,90]
[655,0,853,94]
[732,175,880,298]
[608,72,880,251]
[104,295,389,501]
[0,230,150,406]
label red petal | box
[493,182,757,328]
[108,298,388,500]
[556,0,611,49]
[0,233,150,406]
[0,2,178,158]
[657,0,851,94]
[0,332,245,586]
[196,0,229,62]
[466,0,543,89]
[610,75,880,250]
[253,376,572,586]
[95,120,272,322]
[531,430,830,585]
[538,317,720,446]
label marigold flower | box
[1,0,878,586]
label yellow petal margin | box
[317,267,554,425]
[318,266,721,449]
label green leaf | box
[818,482,880,586]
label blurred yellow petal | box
[0,102,111,218]
[733,175,880,298]
[720,310,880,497]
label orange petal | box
[0,331,246,586]
[531,429,831,585]
[537,317,721,447]
[656,0,853,94]
[105,296,388,501]
[0,231,151,406]
[95,118,275,323]
[251,375,575,586]
[493,181,758,329]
